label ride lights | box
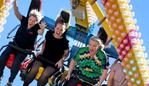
[123,68,127,73]
[117,37,122,42]
[105,2,111,7]
[127,52,132,58]
[119,3,129,9]
[123,39,128,44]
[132,66,137,71]
[130,60,134,64]
[0,0,12,32]
[112,4,117,9]
[108,9,113,14]
[136,25,139,31]
[135,52,144,58]
[144,52,148,58]
[126,64,130,69]
[131,78,135,82]
[125,45,130,51]
[116,18,122,24]
[121,32,126,37]
[115,30,119,35]
[128,71,133,76]
[132,45,142,52]
[114,11,119,16]
[110,16,115,21]
[110,28,114,32]
[124,18,134,25]
[136,80,141,85]
[119,44,124,49]
[0,27,4,32]
[129,4,133,11]
[126,24,136,31]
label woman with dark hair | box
[23,16,69,86]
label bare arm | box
[107,69,114,86]
[65,59,76,80]
[13,0,22,21]
[55,49,69,68]
[98,69,108,85]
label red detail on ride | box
[117,34,132,60]
[77,83,82,86]
[101,0,109,6]
[21,58,33,70]
[6,54,15,68]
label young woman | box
[23,17,69,86]
[108,59,128,86]
[65,36,108,86]
[0,0,46,86]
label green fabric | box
[73,47,107,81]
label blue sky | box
[0,0,149,86]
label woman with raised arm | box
[0,0,46,86]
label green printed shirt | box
[73,47,107,82]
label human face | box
[54,23,66,38]
[28,15,37,29]
[89,39,99,55]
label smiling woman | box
[0,0,45,86]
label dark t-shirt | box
[14,16,40,50]
[41,30,69,64]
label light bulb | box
[121,32,126,37]
[136,80,141,84]
[130,60,134,64]
[134,73,138,78]
[125,46,130,51]
[123,69,127,73]
[122,50,127,56]
[115,30,119,35]
[108,9,113,14]
[117,18,122,23]
[132,66,137,71]
[123,39,128,44]
[131,78,135,82]
[128,71,133,75]
[129,4,133,10]
[112,4,117,9]
[117,37,121,42]
[0,27,4,32]
[127,53,132,58]
[114,11,119,16]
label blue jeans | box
[0,45,27,83]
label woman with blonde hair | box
[0,0,46,86]
[65,36,108,86]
